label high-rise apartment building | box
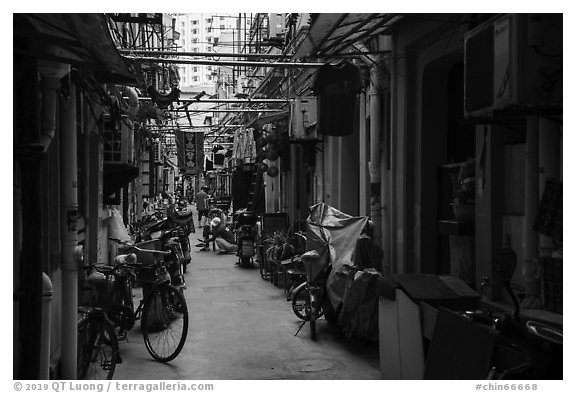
[172,13,252,93]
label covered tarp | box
[305,203,369,310]
[337,268,382,340]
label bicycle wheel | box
[77,316,118,380]
[141,284,188,362]
[291,284,311,321]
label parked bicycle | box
[77,305,120,380]
[291,249,337,341]
[110,239,190,362]
[77,263,124,380]
[77,242,189,379]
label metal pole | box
[60,80,79,379]
[123,55,324,68]
[168,108,285,113]
[136,97,290,103]
[118,48,389,59]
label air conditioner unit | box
[289,97,320,142]
[464,14,562,118]
[102,114,134,164]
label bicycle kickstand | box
[294,320,307,337]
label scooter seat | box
[174,209,193,223]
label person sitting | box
[197,216,237,254]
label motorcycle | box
[463,244,563,379]
[235,211,258,268]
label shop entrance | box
[420,57,475,284]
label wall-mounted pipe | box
[368,58,386,249]
[59,81,79,379]
[37,61,70,153]
[39,273,53,379]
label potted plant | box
[263,230,295,286]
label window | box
[193,76,198,81]
[192,28,198,35]
[206,18,212,23]
[220,16,225,20]
[193,67,198,72]
[192,20,198,25]
[213,37,219,45]
[191,37,198,44]
[207,27,212,33]
[207,66,212,71]
[207,36,212,43]
[207,75,212,81]
[220,25,225,30]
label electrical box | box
[464,14,562,117]
[289,97,320,142]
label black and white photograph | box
[10,5,568,388]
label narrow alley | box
[113,227,380,380]
[13,13,564,383]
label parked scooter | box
[463,244,562,379]
[235,211,258,268]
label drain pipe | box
[59,79,79,379]
[38,60,71,153]
[354,42,387,251]
[315,141,324,203]
[368,58,386,249]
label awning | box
[14,13,138,84]
[248,110,290,128]
[103,163,139,198]
[293,13,400,58]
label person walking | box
[196,186,209,228]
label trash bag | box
[108,208,131,242]
[337,268,382,341]
[143,292,170,332]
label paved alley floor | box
[113,231,381,380]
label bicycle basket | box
[143,292,171,332]
[79,272,115,309]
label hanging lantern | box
[265,133,279,145]
[259,162,269,171]
[266,166,279,177]
[266,149,279,161]
[255,136,265,148]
